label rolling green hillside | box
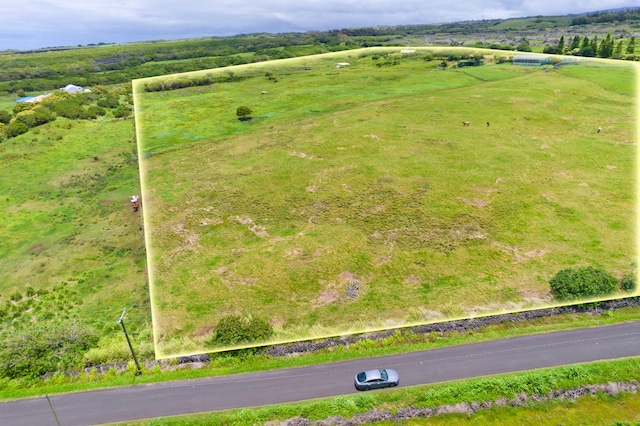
[0,8,638,380]
[0,116,150,339]
[134,48,637,357]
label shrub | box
[0,321,97,379]
[620,274,636,292]
[208,314,273,347]
[97,94,120,109]
[88,105,106,117]
[113,105,132,118]
[5,121,29,138]
[13,102,33,115]
[549,267,619,301]
[48,99,92,119]
[0,110,11,124]
[236,105,253,121]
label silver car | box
[354,368,400,391]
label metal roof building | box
[513,54,553,66]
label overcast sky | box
[1,1,638,51]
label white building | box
[60,84,90,94]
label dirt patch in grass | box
[171,223,202,250]
[312,272,364,307]
[312,280,341,308]
[457,197,489,207]
[194,326,215,338]
[495,243,548,263]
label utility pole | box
[118,308,142,375]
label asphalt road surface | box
[1,321,639,425]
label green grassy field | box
[0,114,151,337]
[134,47,637,357]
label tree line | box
[0,35,360,95]
[543,33,636,59]
[570,8,640,26]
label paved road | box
[1,321,639,425]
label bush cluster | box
[143,76,213,92]
[1,88,131,140]
[0,321,97,379]
[4,106,56,138]
[207,314,273,347]
[549,266,635,301]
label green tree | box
[580,36,590,50]
[558,35,565,54]
[570,35,581,50]
[614,40,625,58]
[549,267,619,301]
[236,105,253,121]
[590,35,599,56]
[599,34,614,58]
[627,36,636,54]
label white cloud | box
[1,0,638,50]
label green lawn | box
[134,48,637,357]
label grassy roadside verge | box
[114,357,640,425]
[1,305,638,401]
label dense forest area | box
[570,7,640,25]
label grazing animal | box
[486,122,490,127]
[130,195,140,212]
[462,121,470,126]
[597,126,602,133]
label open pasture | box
[133,48,637,357]
[0,117,150,333]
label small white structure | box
[60,84,90,94]
[336,62,350,68]
[401,49,416,54]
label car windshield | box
[357,372,367,382]
[379,369,388,380]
